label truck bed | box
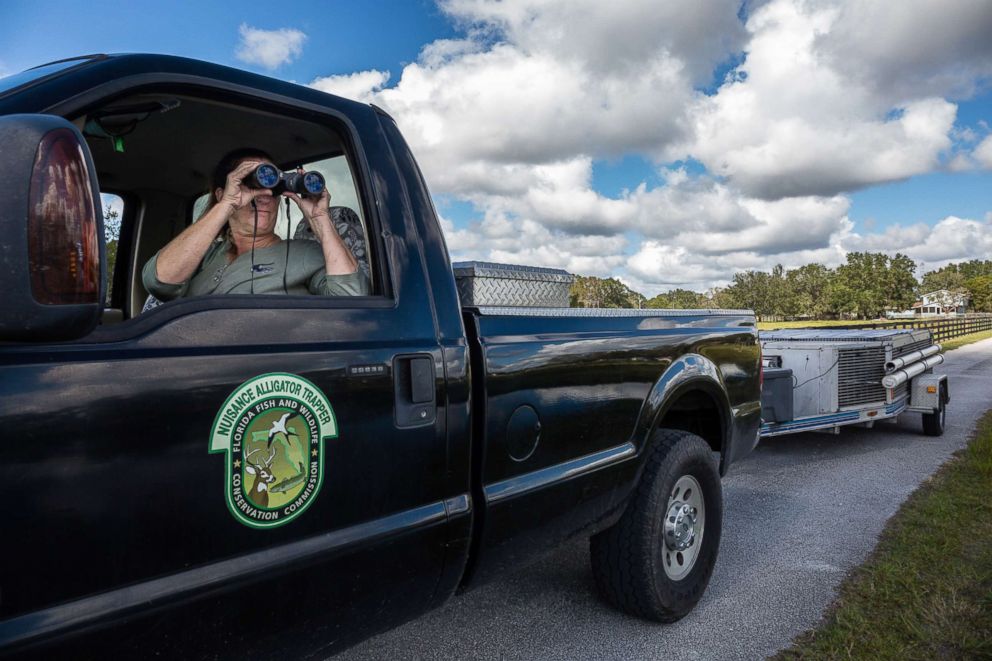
[458,305,761,585]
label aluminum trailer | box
[759,328,949,438]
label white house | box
[914,289,969,315]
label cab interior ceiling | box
[75,93,345,197]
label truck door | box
[0,88,451,657]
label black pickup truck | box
[0,55,761,659]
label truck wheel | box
[590,429,722,622]
[922,391,946,437]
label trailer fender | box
[907,373,948,413]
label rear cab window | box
[101,192,124,306]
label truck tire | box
[590,429,722,622]
[922,388,946,437]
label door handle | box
[393,354,436,427]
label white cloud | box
[627,244,738,289]
[310,70,391,102]
[815,0,992,102]
[440,210,628,276]
[841,223,933,253]
[672,0,965,199]
[975,135,992,169]
[895,215,992,266]
[673,194,852,255]
[418,37,485,68]
[374,43,693,170]
[306,0,992,294]
[235,24,306,70]
[437,164,856,291]
[839,214,992,275]
[626,240,852,294]
[327,0,748,189]
[438,0,747,85]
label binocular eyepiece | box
[244,164,326,197]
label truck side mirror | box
[0,114,104,341]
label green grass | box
[774,411,992,661]
[757,320,873,330]
[941,329,992,352]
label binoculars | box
[244,163,326,197]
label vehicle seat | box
[293,206,370,280]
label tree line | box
[569,253,992,318]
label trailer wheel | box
[590,429,722,622]
[922,386,946,437]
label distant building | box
[914,289,969,315]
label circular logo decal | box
[210,373,337,529]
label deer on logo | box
[244,447,277,508]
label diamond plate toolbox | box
[453,261,575,307]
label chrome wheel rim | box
[662,475,705,580]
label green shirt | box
[142,239,369,300]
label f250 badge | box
[210,373,337,529]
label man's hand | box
[284,181,359,275]
[283,178,333,242]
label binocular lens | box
[282,170,326,196]
[302,172,325,195]
[251,164,280,189]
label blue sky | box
[0,1,454,84]
[4,0,992,294]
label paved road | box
[339,337,992,660]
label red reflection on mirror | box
[27,128,100,305]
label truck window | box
[76,91,382,320]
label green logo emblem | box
[210,373,337,529]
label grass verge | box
[757,320,872,329]
[774,411,992,660]
[941,329,992,352]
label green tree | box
[885,253,919,312]
[724,266,789,316]
[921,267,966,295]
[645,288,707,309]
[827,252,920,319]
[831,252,890,319]
[627,289,647,309]
[104,206,120,304]
[569,276,643,308]
[785,263,832,317]
[707,287,739,309]
[965,275,992,312]
[955,260,992,280]
[768,264,791,315]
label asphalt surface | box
[338,337,992,660]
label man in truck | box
[143,148,369,298]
